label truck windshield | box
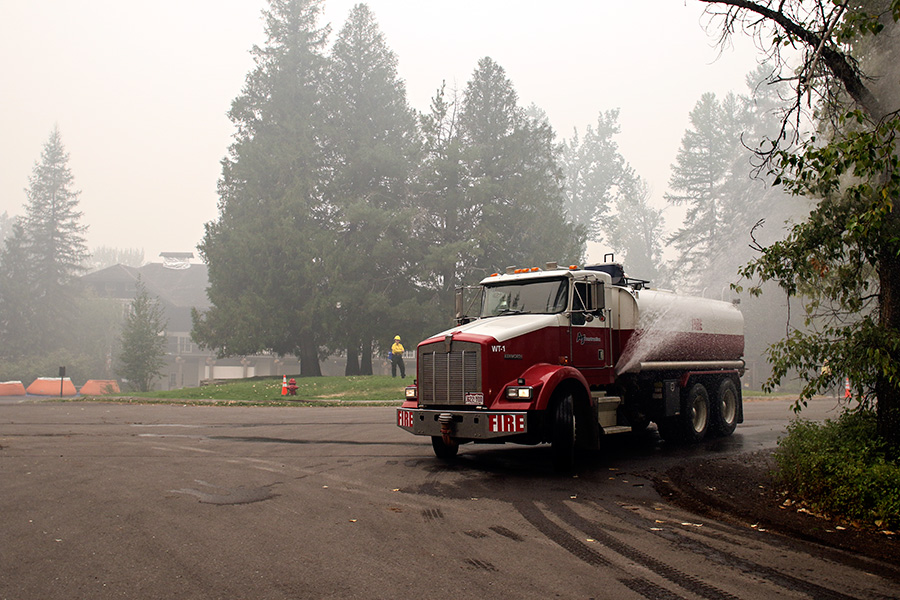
[481,278,568,317]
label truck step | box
[602,426,633,435]
[596,396,622,407]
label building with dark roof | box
[81,253,299,390]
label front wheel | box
[551,394,576,471]
[431,436,459,460]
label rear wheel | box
[551,394,576,471]
[680,383,710,443]
[431,436,459,459]
[710,378,739,437]
[660,383,710,444]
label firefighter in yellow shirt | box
[390,335,406,378]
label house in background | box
[81,252,300,391]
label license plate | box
[489,413,526,433]
[465,393,484,406]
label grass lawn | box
[77,375,409,407]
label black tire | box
[710,378,739,437]
[431,436,459,460]
[551,394,576,471]
[679,382,710,443]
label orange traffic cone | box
[844,377,851,399]
[281,375,288,396]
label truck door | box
[569,279,613,385]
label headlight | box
[405,386,417,399]
[505,386,532,400]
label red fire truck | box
[397,260,744,469]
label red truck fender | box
[513,363,591,411]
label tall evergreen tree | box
[0,211,12,245]
[606,173,664,283]
[0,127,89,354]
[193,0,330,376]
[21,126,89,292]
[0,221,37,356]
[457,57,584,276]
[416,81,469,312]
[561,110,631,243]
[665,73,797,295]
[321,3,421,374]
[665,92,743,291]
[118,277,167,392]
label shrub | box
[774,411,900,529]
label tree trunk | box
[877,214,900,453]
[345,344,360,376]
[298,337,321,377]
[360,339,373,375]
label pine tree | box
[321,3,421,374]
[194,0,330,376]
[606,174,664,284]
[0,127,89,354]
[0,221,37,356]
[561,110,630,243]
[118,278,167,392]
[22,126,89,292]
[414,80,484,326]
[0,211,12,245]
[457,57,584,275]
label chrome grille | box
[419,341,481,406]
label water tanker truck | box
[397,259,744,469]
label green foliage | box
[666,73,797,294]
[706,0,900,448]
[118,278,167,392]
[455,57,585,275]
[194,0,329,376]
[561,109,629,244]
[99,375,405,405]
[321,4,422,373]
[775,411,900,529]
[21,126,89,290]
[0,127,90,357]
[198,2,585,379]
[606,175,664,283]
[739,112,900,415]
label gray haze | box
[0,1,760,263]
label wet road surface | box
[1,397,895,599]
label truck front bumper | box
[397,408,528,440]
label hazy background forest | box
[0,0,809,388]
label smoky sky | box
[0,1,761,263]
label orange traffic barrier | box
[80,380,121,395]
[26,377,78,396]
[844,377,851,399]
[0,381,27,396]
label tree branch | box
[699,0,885,118]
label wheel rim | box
[691,395,708,433]
[720,389,737,424]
